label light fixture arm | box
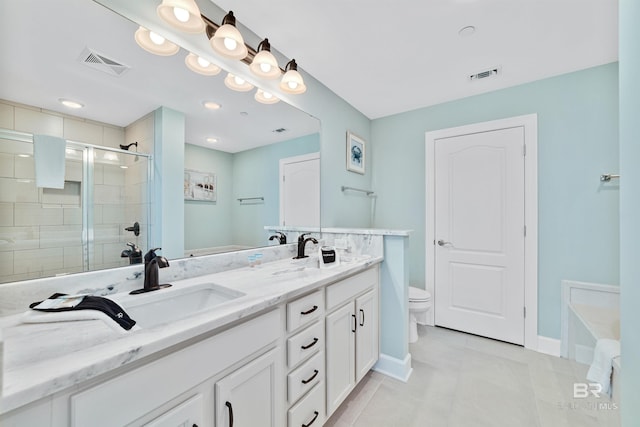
[284,59,298,72]
[202,14,285,72]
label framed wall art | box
[346,131,366,174]
[184,169,217,202]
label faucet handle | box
[144,248,162,262]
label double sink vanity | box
[0,238,389,427]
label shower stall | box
[0,129,152,284]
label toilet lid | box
[409,286,431,302]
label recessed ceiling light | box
[59,98,84,109]
[119,165,129,169]
[203,101,221,110]
[206,137,218,143]
[458,26,476,37]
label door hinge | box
[524,307,527,318]
[523,144,527,156]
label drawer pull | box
[225,401,234,427]
[300,305,318,315]
[301,337,319,350]
[302,411,320,427]
[301,369,319,384]
[359,308,365,326]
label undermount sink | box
[115,283,245,329]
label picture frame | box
[346,131,366,174]
[184,169,217,202]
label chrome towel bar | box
[600,174,620,182]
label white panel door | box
[434,127,525,345]
[280,153,320,227]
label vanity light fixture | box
[280,59,306,94]
[224,73,254,92]
[59,98,84,109]
[210,11,248,60]
[185,52,221,75]
[157,0,205,34]
[134,26,179,56]
[249,39,281,79]
[255,89,280,104]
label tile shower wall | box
[0,100,152,283]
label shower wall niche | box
[0,101,152,284]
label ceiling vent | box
[469,67,500,82]
[272,128,288,133]
[79,47,130,77]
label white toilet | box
[409,286,432,343]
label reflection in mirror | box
[0,0,320,282]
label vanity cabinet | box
[325,268,379,417]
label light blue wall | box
[184,144,234,250]
[153,107,185,260]
[231,134,320,247]
[619,0,640,423]
[184,134,319,250]
[370,63,619,339]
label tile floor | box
[325,326,620,427]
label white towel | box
[586,338,620,396]
[34,134,66,189]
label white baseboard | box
[537,335,561,357]
[372,353,413,382]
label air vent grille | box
[79,47,130,77]
[272,128,288,133]
[469,67,500,81]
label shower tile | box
[103,126,126,149]
[94,164,104,185]
[94,184,124,205]
[0,153,14,177]
[63,246,84,269]
[0,102,14,129]
[14,204,63,226]
[14,107,63,137]
[14,156,35,179]
[13,248,63,274]
[94,224,121,244]
[102,164,125,186]
[0,226,40,251]
[40,225,82,248]
[63,207,82,225]
[15,180,39,203]
[0,251,14,276]
[102,205,125,224]
[63,118,103,145]
[0,203,13,226]
[65,160,82,182]
[0,178,17,203]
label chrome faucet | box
[294,234,318,259]
[130,248,172,294]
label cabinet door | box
[355,289,379,382]
[215,348,280,427]
[325,302,355,416]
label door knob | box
[437,240,452,246]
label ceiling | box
[213,0,619,119]
[0,0,319,153]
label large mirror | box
[0,0,320,283]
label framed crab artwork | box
[346,130,366,174]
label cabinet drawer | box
[287,321,323,369]
[326,267,378,311]
[288,382,325,427]
[288,352,323,404]
[287,290,324,333]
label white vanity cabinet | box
[325,267,379,417]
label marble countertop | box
[264,225,412,237]
[0,255,382,414]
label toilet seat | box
[409,287,431,302]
